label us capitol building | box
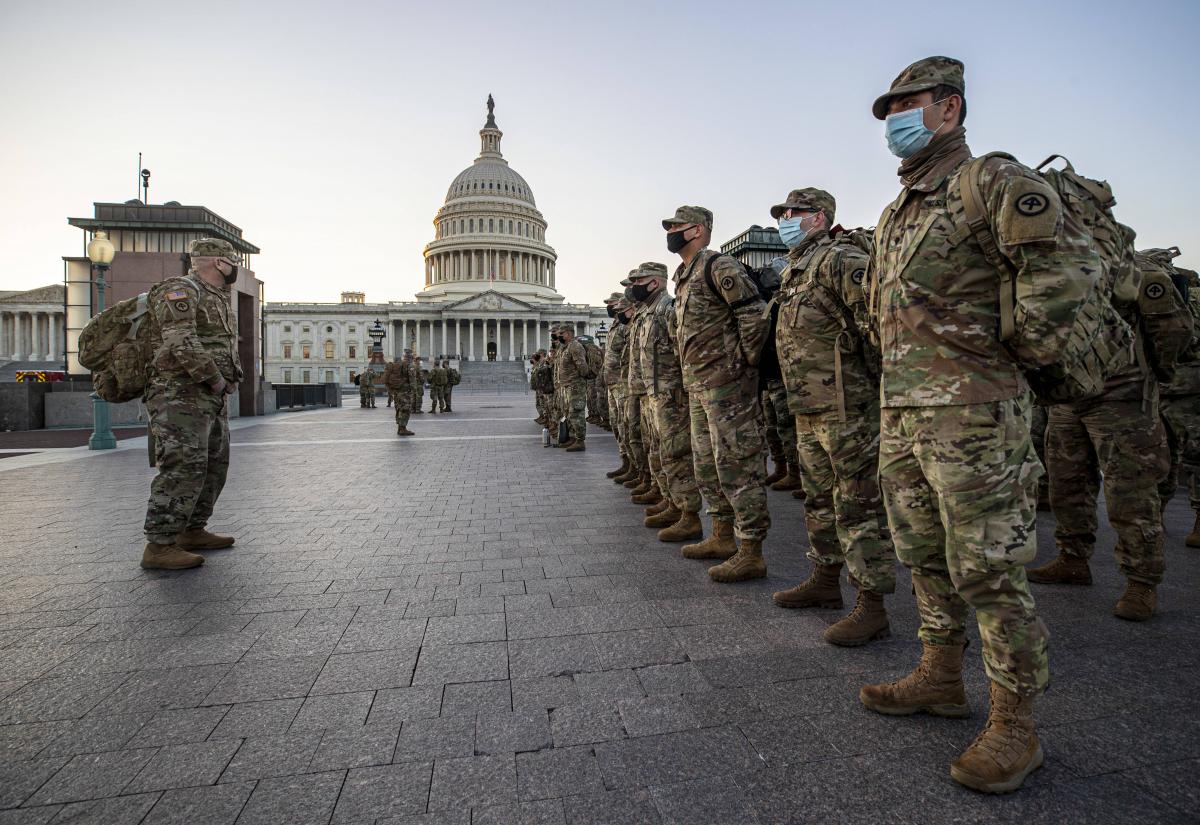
[263,97,607,386]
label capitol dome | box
[419,96,562,304]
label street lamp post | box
[595,322,608,349]
[86,231,117,450]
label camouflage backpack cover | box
[576,335,603,380]
[954,153,1138,405]
[77,292,153,403]
[448,367,461,386]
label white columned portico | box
[508,319,515,361]
[441,319,447,357]
[522,320,528,358]
[29,313,41,361]
[469,319,475,361]
[401,319,408,353]
[0,312,7,359]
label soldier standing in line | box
[626,271,664,508]
[603,293,632,480]
[662,206,771,583]
[762,381,801,492]
[617,281,650,489]
[429,359,448,413]
[443,359,459,412]
[860,56,1096,792]
[410,355,425,414]
[1031,245,1191,619]
[629,263,704,543]
[1157,251,1200,542]
[141,237,243,570]
[557,324,590,452]
[766,188,896,647]
[384,350,415,436]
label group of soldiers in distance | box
[353,354,460,434]
[532,55,1200,795]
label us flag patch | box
[165,290,188,300]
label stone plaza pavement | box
[0,390,1197,825]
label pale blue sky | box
[1,0,1197,306]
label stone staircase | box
[455,359,530,392]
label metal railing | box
[274,382,340,409]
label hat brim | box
[872,81,944,120]
[662,218,693,230]
[619,278,632,287]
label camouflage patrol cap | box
[661,206,713,231]
[188,237,240,260]
[630,262,669,281]
[769,188,836,221]
[604,291,624,304]
[614,297,631,311]
[872,56,965,120]
[619,272,636,287]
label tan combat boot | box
[658,510,703,542]
[1186,512,1200,548]
[682,518,736,560]
[141,542,204,571]
[399,428,415,436]
[765,461,787,486]
[709,538,767,583]
[791,487,807,501]
[771,464,802,491]
[860,641,970,717]
[631,486,662,505]
[645,499,671,517]
[644,505,681,529]
[177,529,235,550]
[823,588,890,647]
[630,474,653,496]
[950,681,1043,794]
[623,471,645,489]
[565,441,586,452]
[1113,580,1157,621]
[613,466,637,485]
[1026,552,1092,585]
[607,457,631,479]
[773,563,844,609]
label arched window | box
[489,219,494,232]
[470,219,475,232]
[508,220,513,234]
[324,341,334,359]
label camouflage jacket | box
[871,130,1098,408]
[359,369,377,388]
[383,361,413,390]
[776,230,876,417]
[603,323,629,393]
[557,338,589,389]
[626,307,650,396]
[533,359,554,393]
[147,273,241,386]
[634,289,683,396]
[429,367,448,387]
[410,363,424,388]
[1165,268,1200,396]
[673,249,770,392]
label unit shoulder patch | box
[997,176,1061,247]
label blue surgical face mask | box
[885,100,948,159]
[777,216,810,249]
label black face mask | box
[616,313,629,326]
[630,282,654,303]
[606,305,616,318]
[666,228,693,254]
[220,262,239,285]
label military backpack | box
[77,292,154,403]
[576,335,604,380]
[953,153,1138,405]
[701,255,782,386]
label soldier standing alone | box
[429,360,448,413]
[443,359,459,412]
[141,237,243,570]
[384,351,416,436]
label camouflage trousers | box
[689,373,770,541]
[624,393,647,471]
[144,384,230,544]
[763,380,798,468]
[641,397,664,492]
[444,385,453,409]
[609,388,627,458]
[359,388,374,408]
[649,389,701,512]
[429,386,447,412]
[1031,403,1050,506]
[1048,396,1168,585]
[591,381,609,425]
[795,403,895,595]
[1158,394,1200,513]
[879,397,1049,697]
[563,382,587,443]
[392,387,413,429]
[536,391,550,424]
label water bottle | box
[542,427,550,447]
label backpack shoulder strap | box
[954,152,1018,341]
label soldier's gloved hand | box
[209,377,227,395]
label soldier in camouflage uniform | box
[411,357,425,414]
[603,294,633,480]
[358,366,377,408]
[141,238,244,571]
[767,188,896,647]
[443,359,458,412]
[1157,253,1200,543]
[858,57,1090,793]
[616,295,648,485]
[762,381,801,492]
[384,351,416,436]
[629,263,704,542]
[555,325,590,452]
[1032,246,1191,620]
[429,360,448,413]
[1030,404,1051,511]
[626,272,664,508]
[663,206,771,583]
